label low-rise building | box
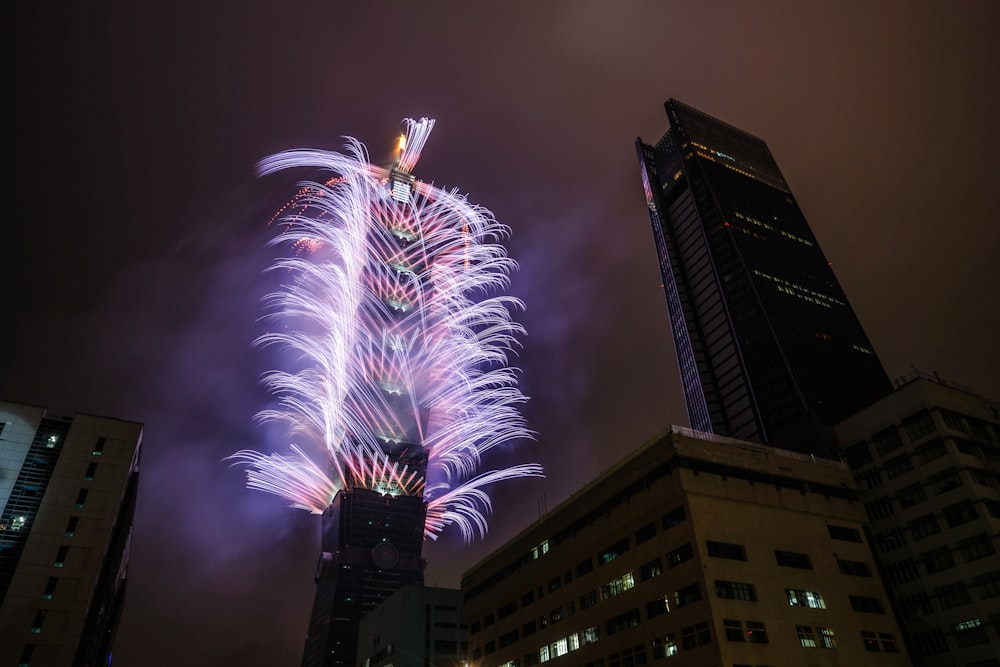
[461,426,909,666]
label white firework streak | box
[231,119,542,541]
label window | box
[521,590,535,606]
[873,428,904,455]
[599,537,629,564]
[837,558,872,577]
[54,546,68,567]
[673,583,701,608]
[646,596,669,619]
[876,526,906,552]
[640,558,662,581]
[928,469,962,495]
[635,522,656,545]
[827,524,863,542]
[499,600,518,619]
[724,619,745,642]
[84,462,97,481]
[898,592,933,619]
[914,439,947,464]
[74,489,88,509]
[972,570,1000,599]
[92,437,106,455]
[549,607,563,624]
[30,610,45,634]
[608,644,645,667]
[706,540,747,560]
[818,627,836,649]
[680,622,710,649]
[849,596,885,614]
[582,625,600,645]
[864,497,893,520]
[953,618,988,647]
[775,550,812,569]
[499,629,518,648]
[883,454,913,479]
[796,625,817,648]
[958,534,996,563]
[921,547,955,574]
[484,640,495,654]
[576,558,593,577]
[884,558,918,585]
[64,516,79,537]
[19,645,35,666]
[548,575,561,593]
[651,633,678,658]
[662,505,685,530]
[844,442,873,467]
[910,628,947,656]
[935,581,971,609]
[715,580,757,601]
[862,631,898,652]
[943,500,977,527]
[600,572,635,600]
[483,612,495,627]
[746,621,768,644]
[786,588,826,609]
[580,590,597,609]
[897,483,927,509]
[43,577,58,600]
[523,620,536,636]
[908,513,941,541]
[666,542,693,568]
[606,609,640,636]
[902,411,935,441]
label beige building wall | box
[836,376,1000,666]
[462,427,910,667]
[0,404,142,667]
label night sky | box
[6,3,1000,664]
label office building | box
[462,427,908,666]
[301,488,427,667]
[636,99,891,457]
[357,585,467,667]
[836,373,1000,665]
[0,400,142,667]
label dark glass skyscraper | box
[637,99,891,458]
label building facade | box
[0,400,142,667]
[462,427,909,667]
[636,99,891,457]
[836,374,1000,665]
[301,488,427,667]
[357,585,467,667]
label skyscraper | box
[0,400,142,667]
[233,119,536,666]
[636,99,891,457]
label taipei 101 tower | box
[232,119,540,666]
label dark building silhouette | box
[301,484,427,667]
[636,99,891,457]
[0,401,142,667]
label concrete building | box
[836,374,1000,665]
[461,427,909,666]
[0,400,142,667]
[636,99,891,458]
[357,585,467,667]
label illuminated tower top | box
[233,118,540,540]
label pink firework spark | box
[231,118,541,541]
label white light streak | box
[231,118,539,541]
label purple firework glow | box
[231,118,542,541]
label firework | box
[231,118,541,541]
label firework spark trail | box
[231,118,541,541]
